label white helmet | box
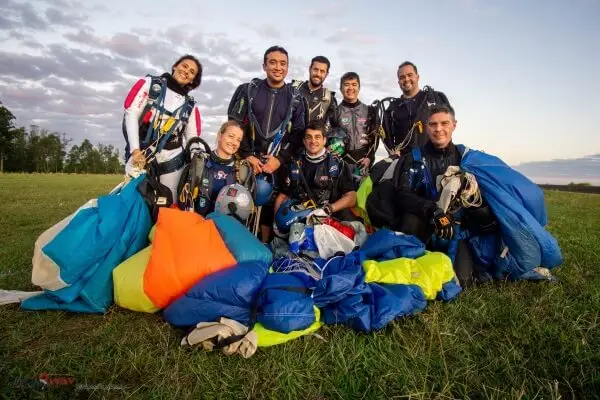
[214,184,254,222]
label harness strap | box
[412,148,438,200]
[156,151,186,175]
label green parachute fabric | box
[113,226,159,313]
[363,251,455,300]
[356,175,373,227]
[254,307,323,347]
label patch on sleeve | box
[124,79,147,109]
[194,107,201,136]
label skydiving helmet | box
[214,183,254,222]
[274,199,316,234]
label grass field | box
[1,173,599,399]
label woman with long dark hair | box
[122,55,203,201]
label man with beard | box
[274,120,357,224]
[292,56,338,133]
[227,45,306,242]
[380,61,451,155]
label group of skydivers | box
[122,46,494,286]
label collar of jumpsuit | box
[304,148,327,164]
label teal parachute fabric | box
[21,175,151,313]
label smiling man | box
[292,56,338,134]
[227,45,306,242]
[274,120,357,222]
[334,72,377,188]
[366,105,498,287]
[380,61,451,155]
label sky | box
[1,0,599,165]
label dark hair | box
[398,61,418,75]
[310,55,330,72]
[172,54,203,91]
[263,46,289,64]
[340,72,360,89]
[428,104,456,120]
[305,120,326,137]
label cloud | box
[45,7,86,27]
[243,23,282,40]
[0,4,272,150]
[301,2,345,20]
[0,0,87,33]
[326,27,381,45]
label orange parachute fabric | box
[144,208,236,308]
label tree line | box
[0,102,123,174]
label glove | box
[431,208,454,240]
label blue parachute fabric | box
[313,250,431,332]
[270,257,321,289]
[370,283,427,330]
[436,281,463,301]
[163,260,269,327]
[256,273,315,333]
[360,229,426,261]
[460,149,562,276]
[313,252,367,307]
[21,176,151,313]
[208,213,273,266]
[321,289,372,331]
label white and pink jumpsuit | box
[123,76,202,202]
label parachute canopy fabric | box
[21,175,152,313]
[363,251,457,300]
[208,213,273,266]
[360,230,426,261]
[163,260,269,327]
[313,253,429,332]
[143,208,237,309]
[255,307,322,347]
[256,273,315,334]
[112,245,159,313]
[355,175,373,227]
[460,148,562,276]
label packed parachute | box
[5,50,562,358]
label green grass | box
[1,174,599,399]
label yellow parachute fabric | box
[355,175,373,227]
[255,307,323,347]
[363,251,455,300]
[113,226,160,313]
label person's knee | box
[393,213,432,243]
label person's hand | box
[246,156,263,174]
[131,149,146,169]
[262,155,281,174]
[322,203,334,216]
[431,208,454,240]
[360,157,371,174]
